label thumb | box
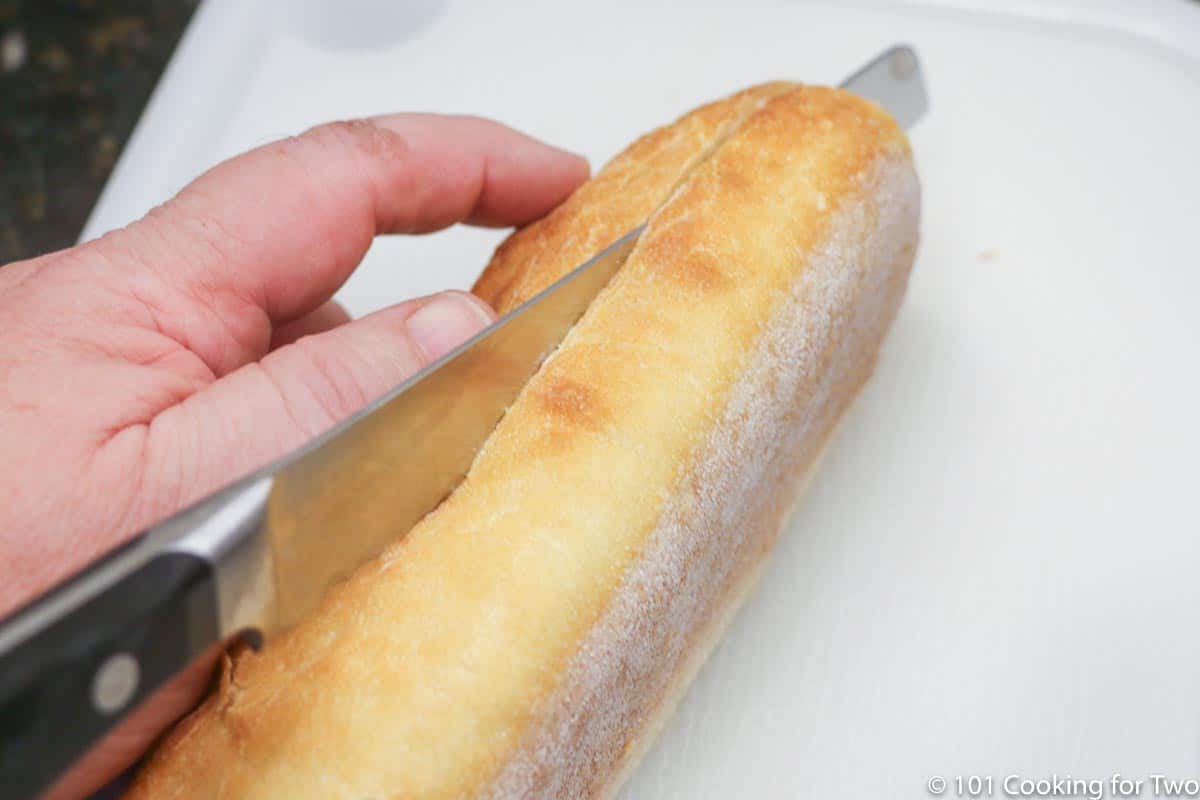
[49,290,493,800]
[141,290,495,519]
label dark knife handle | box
[0,544,219,799]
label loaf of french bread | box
[129,81,919,799]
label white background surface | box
[86,1,1200,796]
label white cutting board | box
[84,1,1200,796]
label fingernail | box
[567,151,591,178]
[406,291,495,362]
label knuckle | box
[459,113,501,133]
[79,223,152,271]
[279,337,374,432]
[297,118,410,162]
[86,200,218,283]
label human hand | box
[0,114,588,799]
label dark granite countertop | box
[0,0,197,265]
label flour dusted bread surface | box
[129,85,919,798]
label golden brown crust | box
[130,85,918,799]
[473,81,793,312]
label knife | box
[0,44,927,798]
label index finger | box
[93,114,588,374]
